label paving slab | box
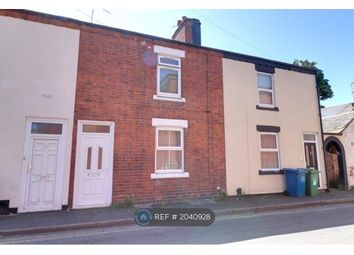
[0,207,135,235]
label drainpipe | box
[315,69,330,192]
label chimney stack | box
[172,16,201,46]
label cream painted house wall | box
[0,16,80,208]
[223,58,326,195]
[341,122,354,187]
[324,121,354,188]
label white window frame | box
[257,72,275,108]
[151,118,189,179]
[158,55,181,68]
[302,132,322,188]
[302,133,317,143]
[153,45,186,102]
[156,55,182,99]
[259,132,280,171]
[155,126,184,174]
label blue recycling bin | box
[284,168,306,197]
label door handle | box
[27,164,32,172]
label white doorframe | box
[73,120,115,209]
[19,118,67,213]
[302,133,322,189]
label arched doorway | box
[324,136,347,189]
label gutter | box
[315,70,330,192]
[323,132,343,136]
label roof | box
[1,9,317,75]
[321,102,354,134]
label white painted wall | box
[223,59,326,195]
[0,16,80,208]
[342,121,354,187]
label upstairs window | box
[157,55,181,99]
[257,72,274,108]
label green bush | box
[111,195,135,208]
[215,191,228,201]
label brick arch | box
[324,136,348,189]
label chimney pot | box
[172,16,201,46]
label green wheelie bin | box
[305,168,320,196]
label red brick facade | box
[0,10,226,204]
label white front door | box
[27,139,59,207]
[20,119,66,213]
[73,121,114,209]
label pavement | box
[1,189,354,237]
[4,200,354,244]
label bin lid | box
[296,169,307,174]
[307,169,320,173]
[284,168,301,173]
[284,168,308,174]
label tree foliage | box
[293,59,334,101]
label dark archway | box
[324,136,348,189]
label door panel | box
[43,180,55,202]
[29,181,40,204]
[95,178,104,194]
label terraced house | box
[0,9,326,213]
[223,55,326,195]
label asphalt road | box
[2,203,354,244]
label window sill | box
[258,169,284,175]
[153,95,186,103]
[256,105,279,111]
[151,172,189,179]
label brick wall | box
[0,10,226,204]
